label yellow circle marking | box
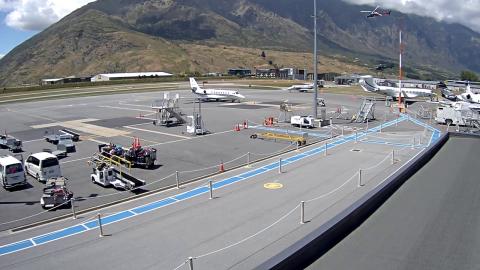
[264,183,283,189]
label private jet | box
[457,83,480,104]
[359,76,434,100]
[286,83,314,93]
[189,78,245,102]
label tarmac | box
[307,135,480,270]
[0,83,401,231]
[0,112,438,269]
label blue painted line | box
[238,168,267,179]
[132,198,177,215]
[33,225,86,245]
[0,240,33,256]
[174,187,209,201]
[2,115,437,257]
[212,176,243,189]
[263,163,279,170]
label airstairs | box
[152,93,185,126]
[353,98,375,123]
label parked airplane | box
[359,76,434,100]
[286,83,314,93]
[360,6,391,18]
[189,78,245,102]
[457,83,480,104]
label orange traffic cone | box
[219,162,225,172]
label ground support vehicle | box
[89,157,146,190]
[250,132,307,146]
[40,177,73,209]
[435,102,480,127]
[291,116,316,128]
[0,135,22,152]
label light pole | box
[313,0,318,118]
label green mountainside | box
[0,0,479,86]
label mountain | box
[0,0,479,86]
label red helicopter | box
[361,6,392,18]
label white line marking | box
[124,126,191,139]
[99,106,152,113]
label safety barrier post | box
[324,142,328,156]
[71,198,76,220]
[330,129,333,139]
[97,213,104,237]
[391,149,395,164]
[366,118,369,131]
[188,257,194,270]
[176,171,180,189]
[209,181,213,200]
[246,152,251,167]
[300,201,305,224]
[329,117,333,126]
[341,126,344,136]
[380,122,383,133]
[358,170,364,187]
[278,158,282,174]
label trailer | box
[98,138,156,169]
[40,177,73,209]
[0,135,22,153]
[60,129,80,142]
[250,132,307,146]
[44,133,75,151]
[291,116,316,128]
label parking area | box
[0,83,438,231]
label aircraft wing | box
[360,11,372,13]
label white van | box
[0,155,27,189]
[25,152,62,182]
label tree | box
[460,70,479,82]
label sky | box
[0,0,479,58]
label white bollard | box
[188,257,194,270]
[391,149,395,165]
[341,126,344,136]
[247,152,251,167]
[324,142,328,156]
[278,158,282,173]
[300,201,305,224]
[97,213,104,237]
[71,198,76,220]
[209,181,213,199]
[358,170,364,187]
[176,171,180,189]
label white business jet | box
[359,76,434,100]
[190,78,245,102]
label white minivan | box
[0,155,27,189]
[25,152,62,182]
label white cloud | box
[342,0,480,33]
[0,54,4,59]
[0,0,95,31]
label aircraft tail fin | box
[466,83,472,94]
[190,78,201,93]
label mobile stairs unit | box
[353,97,376,123]
[152,93,185,127]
